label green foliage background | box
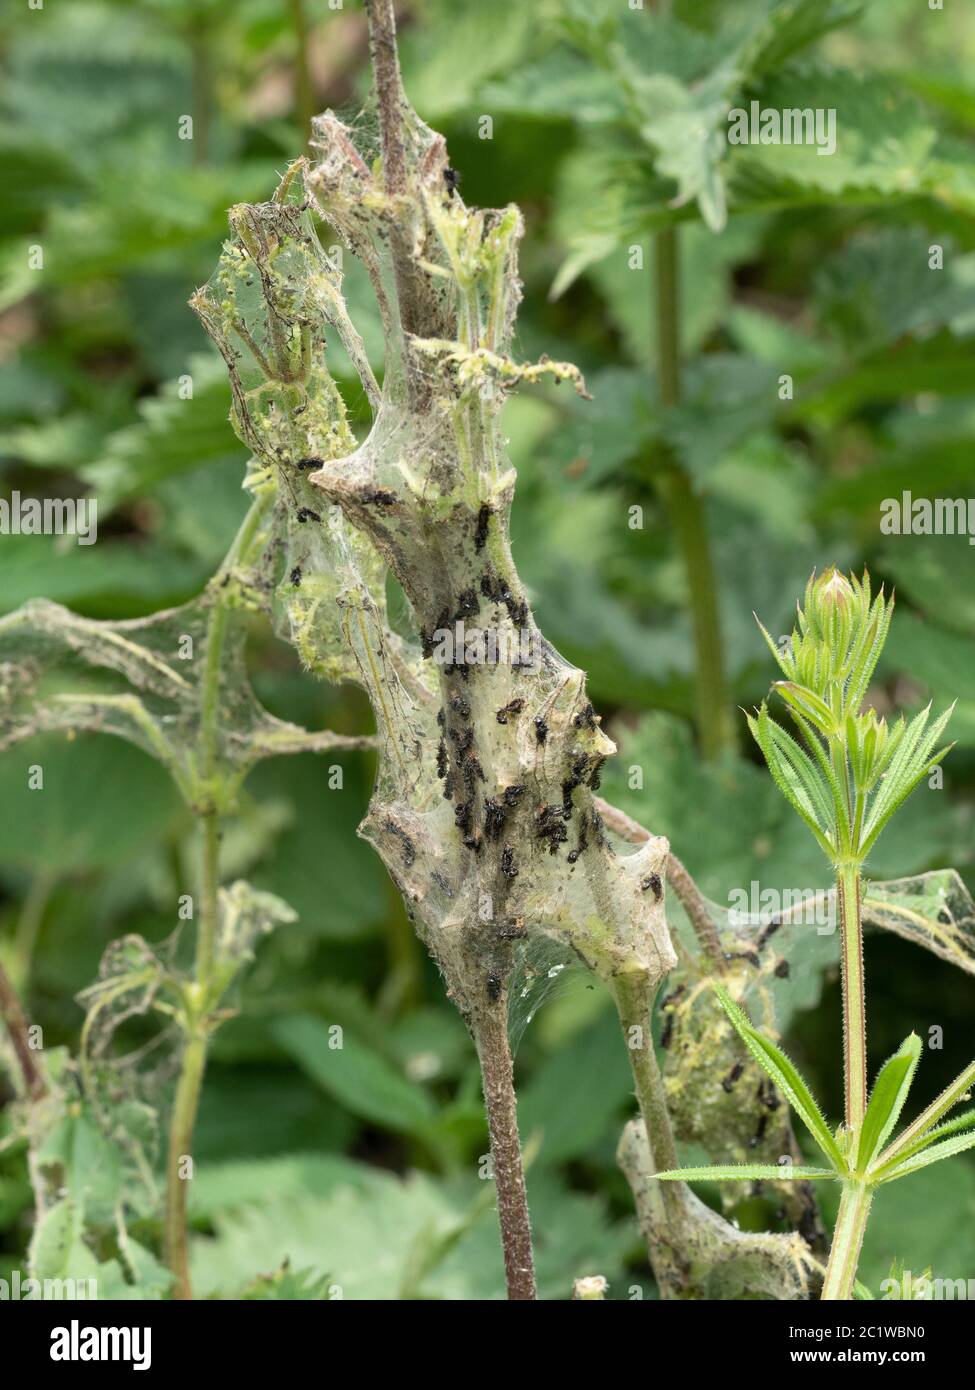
[1,0,973,1297]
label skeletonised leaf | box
[861,870,975,979]
[856,1033,922,1172]
[712,982,845,1170]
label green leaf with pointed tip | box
[713,982,846,1171]
[877,1128,975,1184]
[856,1033,922,1172]
[860,703,955,856]
[654,1164,834,1183]
[875,1109,975,1172]
[774,681,835,734]
[873,1059,975,1171]
[747,706,834,857]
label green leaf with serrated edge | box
[856,1034,922,1172]
[873,1059,975,1171]
[654,1165,834,1182]
[877,1129,975,1184]
[713,982,845,1171]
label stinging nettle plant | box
[654,568,974,1300]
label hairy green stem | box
[474,998,536,1300]
[612,971,683,1229]
[822,1181,871,1300]
[652,228,733,760]
[0,958,45,1100]
[837,863,867,1132]
[163,493,271,1299]
[163,1029,208,1300]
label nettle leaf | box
[399,0,533,119]
[856,1034,922,1173]
[481,47,624,124]
[271,1014,438,1141]
[713,982,845,1170]
[737,0,865,77]
[884,612,975,750]
[79,353,247,514]
[621,69,734,232]
[663,354,780,484]
[814,230,975,353]
[730,67,973,215]
[881,535,975,638]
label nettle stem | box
[837,863,867,1131]
[612,971,682,1226]
[0,958,45,1101]
[822,1181,872,1301]
[474,997,536,1301]
[164,813,220,1301]
[163,494,271,1299]
[163,1027,208,1300]
[651,228,733,760]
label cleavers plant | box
[655,569,974,1299]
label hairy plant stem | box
[611,971,683,1229]
[651,228,733,760]
[820,866,869,1301]
[473,998,536,1300]
[822,1181,871,1300]
[163,1027,207,1300]
[367,0,406,195]
[837,863,867,1131]
[163,494,271,1300]
[0,958,45,1100]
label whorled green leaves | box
[751,569,954,867]
[655,985,975,1191]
